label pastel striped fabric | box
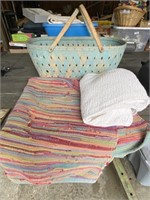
[0,77,149,185]
[113,117,150,158]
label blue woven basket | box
[27,36,126,78]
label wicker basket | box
[27,4,126,78]
[27,37,126,78]
[114,5,146,27]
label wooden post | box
[113,158,138,200]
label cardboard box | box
[11,33,33,42]
[22,8,50,23]
[9,41,27,47]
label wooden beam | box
[1,11,10,51]
[100,14,113,20]
[1,1,12,10]
[17,17,29,27]
[113,158,138,200]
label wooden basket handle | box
[49,4,104,53]
[79,4,104,52]
[49,8,79,52]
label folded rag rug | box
[0,77,149,185]
[80,69,150,127]
[0,78,117,184]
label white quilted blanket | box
[80,69,150,127]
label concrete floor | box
[0,52,150,200]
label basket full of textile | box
[113,0,147,27]
[114,5,146,27]
[27,4,126,78]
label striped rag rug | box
[0,77,149,185]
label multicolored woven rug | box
[0,78,149,184]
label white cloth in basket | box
[80,69,150,127]
[47,13,82,24]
